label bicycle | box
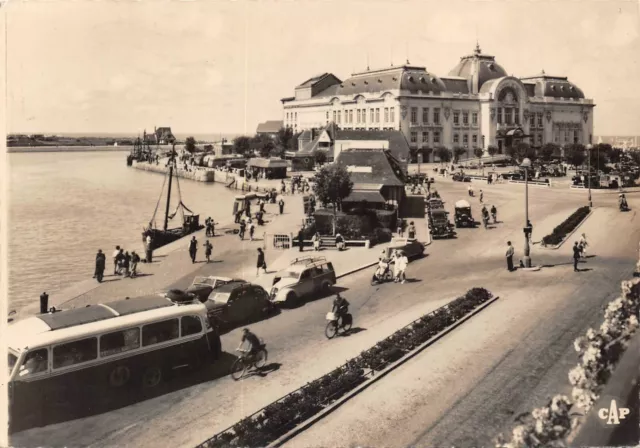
[325,312,353,339]
[230,344,268,381]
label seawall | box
[8,145,133,153]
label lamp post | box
[521,157,532,268]
[586,144,593,208]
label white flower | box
[568,365,587,386]
[532,406,551,421]
[628,314,639,329]
[573,337,586,353]
[534,419,545,434]
[586,328,596,340]
[551,395,571,415]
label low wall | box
[133,161,215,182]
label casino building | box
[281,44,595,161]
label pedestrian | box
[130,251,140,277]
[397,219,404,237]
[235,210,242,224]
[40,292,49,314]
[312,232,321,251]
[490,205,497,224]
[259,199,265,213]
[123,251,131,277]
[203,240,213,263]
[116,249,125,275]
[506,241,515,272]
[573,241,581,272]
[579,233,588,257]
[112,245,121,275]
[209,220,216,237]
[297,228,305,252]
[94,249,106,282]
[397,251,409,284]
[525,220,533,242]
[239,220,246,240]
[392,251,401,282]
[145,234,153,263]
[278,198,285,214]
[335,233,345,251]
[479,189,484,203]
[249,221,256,241]
[407,221,416,239]
[189,236,198,263]
[256,248,267,276]
[281,180,286,195]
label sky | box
[4,0,640,136]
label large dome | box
[448,44,508,94]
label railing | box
[270,234,292,250]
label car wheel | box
[285,291,298,307]
[321,281,332,295]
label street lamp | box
[586,144,593,208]
[521,157,532,268]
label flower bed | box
[541,206,590,246]
[199,287,494,448]
[496,276,640,448]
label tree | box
[184,136,197,154]
[233,136,251,156]
[540,143,560,163]
[506,144,518,162]
[453,147,467,163]
[607,147,623,164]
[565,143,586,174]
[313,149,327,166]
[250,134,275,158]
[434,146,452,165]
[312,164,353,236]
[276,127,294,152]
[487,145,498,157]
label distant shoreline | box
[7,146,133,153]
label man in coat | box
[189,236,198,263]
[506,241,515,271]
[278,198,285,215]
[95,249,106,282]
[573,241,581,272]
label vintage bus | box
[7,295,221,430]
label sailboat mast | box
[164,156,174,231]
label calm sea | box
[8,152,239,312]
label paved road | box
[10,179,638,447]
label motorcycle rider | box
[468,185,474,197]
[332,293,349,322]
[237,328,261,359]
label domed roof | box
[519,71,585,99]
[448,43,508,94]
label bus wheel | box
[142,366,163,389]
[109,366,131,388]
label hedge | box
[541,206,590,246]
[198,287,494,448]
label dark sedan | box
[204,281,275,330]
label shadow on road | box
[11,352,239,433]
[241,362,282,380]
[340,327,366,337]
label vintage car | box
[452,172,471,182]
[501,171,523,181]
[270,256,337,306]
[204,281,275,329]
[427,197,445,211]
[454,200,475,228]
[160,276,246,303]
[383,237,425,260]
[429,209,455,239]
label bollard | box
[40,292,49,314]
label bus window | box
[53,338,97,369]
[8,352,18,376]
[17,349,48,377]
[181,316,202,337]
[142,319,179,346]
[100,328,140,357]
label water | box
[8,152,239,312]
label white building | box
[281,44,595,161]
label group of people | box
[396,219,417,239]
[480,205,498,228]
[205,217,217,237]
[93,245,141,281]
[280,177,311,195]
[505,231,589,272]
[374,249,409,284]
[188,236,214,263]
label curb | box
[538,209,594,251]
[267,295,500,448]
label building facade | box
[281,44,595,161]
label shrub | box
[542,206,590,246]
[374,209,397,229]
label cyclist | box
[332,293,350,321]
[237,328,261,359]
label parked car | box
[502,171,523,181]
[204,281,274,329]
[452,172,471,182]
[181,276,246,303]
[429,210,455,239]
[383,237,425,260]
[270,256,337,306]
